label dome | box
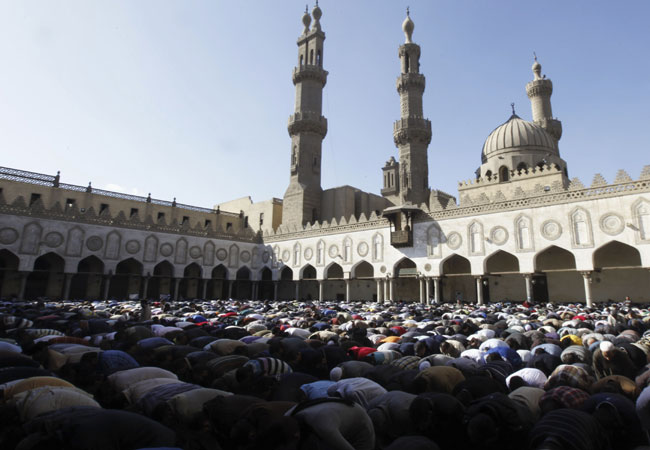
[402,15,414,43]
[482,114,558,161]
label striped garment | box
[244,357,292,378]
[390,355,421,371]
[22,329,65,338]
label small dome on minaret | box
[532,53,542,80]
[302,6,311,34]
[402,8,414,43]
[312,2,322,31]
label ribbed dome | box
[482,114,558,160]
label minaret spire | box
[382,11,432,206]
[526,55,562,140]
[282,4,328,227]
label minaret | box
[282,4,328,227]
[387,10,432,206]
[526,55,562,141]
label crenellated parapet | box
[393,117,432,146]
[396,72,425,94]
[459,162,563,188]
[288,111,328,137]
[292,64,328,86]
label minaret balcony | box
[393,117,432,146]
[288,111,328,137]
[396,73,425,93]
[293,65,328,86]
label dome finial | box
[532,52,542,80]
[311,1,322,31]
[302,5,311,34]
[511,102,516,115]
[402,8,414,43]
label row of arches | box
[0,240,647,302]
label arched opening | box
[258,266,273,300]
[278,266,294,301]
[325,263,343,280]
[179,262,202,300]
[147,260,174,300]
[440,254,473,303]
[301,265,316,279]
[206,264,228,300]
[484,251,523,303]
[232,266,252,300]
[108,258,143,300]
[25,252,65,299]
[0,250,20,299]
[534,246,579,302]
[300,264,317,300]
[309,49,314,64]
[536,161,545,171]
[516,162,528,173]
[69,255,104,300]
[316,50,321,66]
[591,241,648,302]
[485,170,493,181]
[499,166,510,182]
[350,261,375,302]
[323,263,344,301]
[392,258,418,302]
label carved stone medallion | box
[125,240,141,254]
[541,220,562,241]
[0,228,19,245]
[216,248,228,261]
[446,232,462,250]
[357,241,369,257]
[328,245,339,258]
[44,232,64,248]
[424,263,432,272]
[282,249,291,262]
[189,246,202,259]
[262,251,270,263]
[304,247,313,261]
[86,235,103,251]
[599,213,624,236]
[160,243,174,257]
[490,226,509,246]
[240,250,251,263]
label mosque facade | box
[1,6,649,305]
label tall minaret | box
[387,10,432,206]
[526,55,562,141]
[282,4,328,227]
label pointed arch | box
[394,257,416,277]
[203,241,216,266]
[280,266,294,281]
[143,235,159,262]
[468,220,485,256]
[316,240,325,266]
[154,260,174,277]
[104,231,121,260]
[33,252,65,272]
[300,264,317,280]
[325,262,344,280]
[534,245,576,271]
[228,243,240,268]
[175,238,188,264]
[515,214,534,251]
[0,250,20,299]
[0,249,19,270]
[484,250,520,274]
[260,266,273,281]
[441,254,471,275]
[184,262,202,278]
[20,222,42,255]
[570,206,593,248]
[25,252,65,299]
[236,266,251,280]
[293,242,302,267]
[115,258,142,275]
[427,224,442,258]
[593,240,641,269]
[272,245,280,268]
[65,226,84,257]
[211,264,228,280]
[352,260,374,279]
[342,236,353,264]
[372,233,384,262]
[77,255,104,274]
[632,198,650,242]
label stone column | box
[295,281,300,301]
[581,271,593,308]
[433,277,441,304]
[173,278,180,301]
[227,280,233,299]
[523,273,533,303]
[62,273,73,300]
[376,278,383,304]
[345,279,351,302]
[142,276,150,300]
[475,276,484,305]
[389,278,395,303]
[102,274,112,300]
[319,280,324,302]
[18,271,28,301]
[274,281,279,301]
[383,278,389,303]
[425,277,431,305]
[202,280,208,299]
[419,277,425,304]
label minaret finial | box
[532,52,542,80]
[305,4,308,13]
[511,103,516,115]
[407,6,410,16]
[533,51,537,61]
[402,9,414,43]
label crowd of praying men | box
[2,296,650,450]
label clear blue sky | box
[0,1,648,209]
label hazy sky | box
[0,1,648,209]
